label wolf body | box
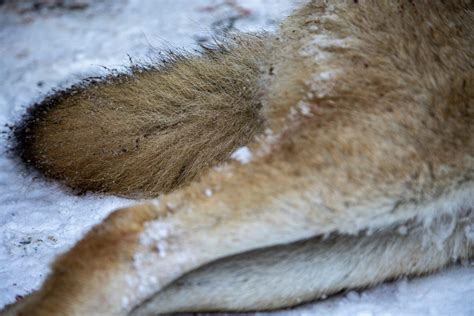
[3,1,474,315]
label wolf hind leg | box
[132,211,473,315]
[7,146,474,316]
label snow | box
[231,146,252,164]
[268,267,474,316]
[205,188,213,197]
[139,220,173,259]
[0,0,472,315]
[298,101,312,117]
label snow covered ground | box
[0,1,472,314]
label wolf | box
[2,0,473,315]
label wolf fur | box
[3,0,474,315]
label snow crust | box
[0,1,472,315]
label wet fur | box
[3,0,474,315]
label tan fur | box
[3,1,474,315]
